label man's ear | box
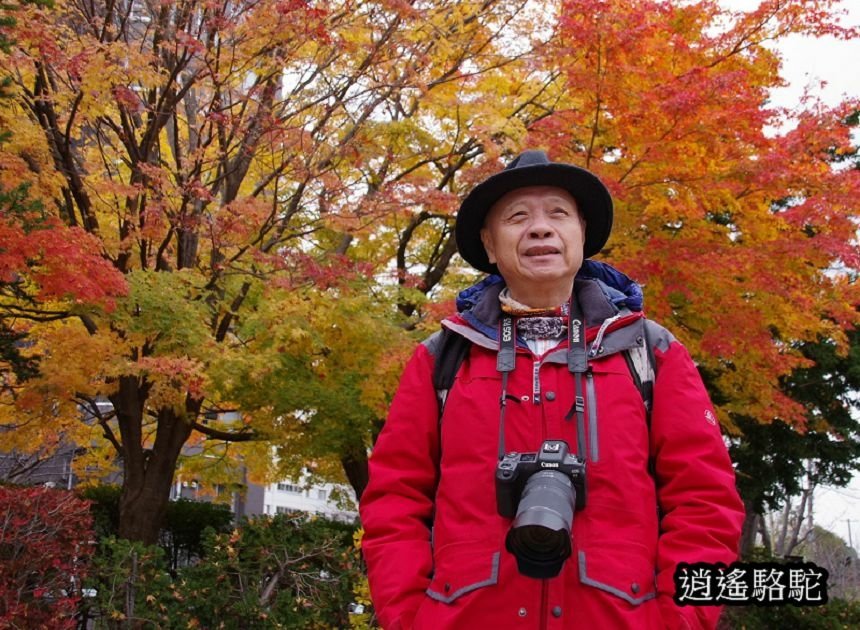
[480,228,497,264]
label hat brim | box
[455,163,613,274]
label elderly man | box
[360,150,744,629]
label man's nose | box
[528,212,554,238]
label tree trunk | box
[118,465,180,545]
[739,499,759,558]
[341,451,369,502]
[758,513,772,556]
[776,496,791,556]
[112,376,200,544]
[786,486,811,555]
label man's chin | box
[520,268,576,285]
[521,258,574,274]
[524,253,562,265]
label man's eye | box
[552,207,570,216]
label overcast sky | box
[720,0,860,108]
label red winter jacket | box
[360,269,744,629]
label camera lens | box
[505,470,576,579]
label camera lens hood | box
[505,470,576,579]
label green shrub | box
[161,498,233,571]
[83,538,179,629]
[720,598,860,629]
[82,513,364,628]
[176,513,362,629]
[79,485,234,571]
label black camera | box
[495,440,586,579]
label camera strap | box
[497,315,516,461]
[496,295,590,460]
[565,298,589,457]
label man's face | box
[480,186,585,292]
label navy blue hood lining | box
[455,260,643,314]
[579,260,643,312]
[453,261,643,343]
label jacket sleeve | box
[648,332,745,630]
[359,343,441,630]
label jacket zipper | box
[586,369,599,462]
[540,579,549,629]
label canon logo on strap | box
[571,319,582,344]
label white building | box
[172,467,357,523]
[256,478,357,522]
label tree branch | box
[192,421,257,442]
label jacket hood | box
[455,260,644,314]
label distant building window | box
[277,483,303,494]
[316,489,327,500]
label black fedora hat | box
[455,150,613,274]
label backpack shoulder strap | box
[430,318,664,422]
[628,318,668,514]
[424,327,471,415]
[623,318,659,425]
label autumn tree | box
[731,327,860,556]
[3,0,857,549]
[519,0,860,425]
[0,0,559,544]
[0,0,127,484]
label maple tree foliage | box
[0,0,552,543]
[208,280,416,496]
[0,484,94,628]
[0,1,127,402]
[518,0,860,428]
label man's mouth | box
[524,246,560,256]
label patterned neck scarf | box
[499,289,569,341]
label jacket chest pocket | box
[426,543,500,604]
[578,542,657,605]
[440,354,503,459]
[584,358,650,466]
